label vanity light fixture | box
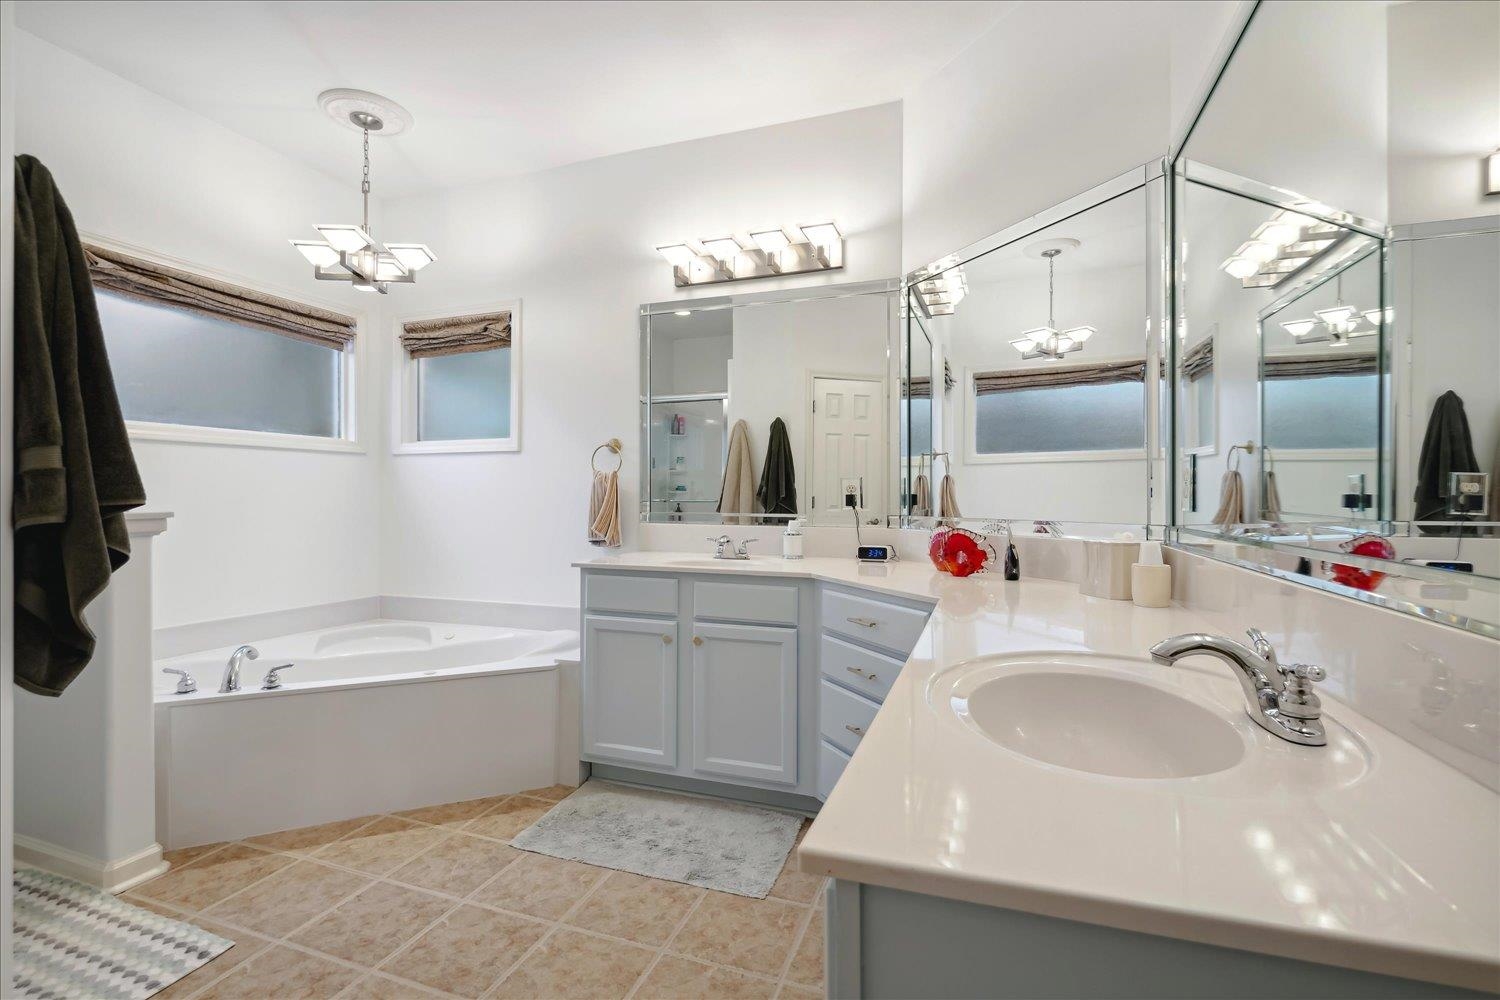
[1220,208,1347,289]
[1009,240,1094,360]
[655,222,842,287]
[916,268,967,316]
[290,90,434,294]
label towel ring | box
[1227,441,1256,473]
[592,438,623,473]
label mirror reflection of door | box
[810,376,887,526]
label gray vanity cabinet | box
[690,621,798,785]
[581,613,679,769]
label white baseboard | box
[15,835,168,894]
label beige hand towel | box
[588,469,621,547]
[938,474,961,521]
[1212,469,1245,528]
[717,419,756,525]
[913,474,931,518]
[1262,470,1283,522]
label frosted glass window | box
[1192,371,1215,449]
[1264,375,1379,449]
[97,291,341,437]
[975,383,1144,454]
[417,347,512,441]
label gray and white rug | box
[12,867,233,1000]
[511,780,802,897]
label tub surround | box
[578,551,1499,994]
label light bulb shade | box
[656,244,696,269]
[291,240,340,268]
[1221,256,1260,279]
[1237,240,1278,264]
[373,253,410,282]
[1054,335,1077,354]
[750,229,791,253]
[1315,305,1358,330]
[1062,325,1096,344]
[799,222,841,247]
[1281,318,1318,339]
[1254,219,1302,248]
[315,224,374,253]
[1009,335,1038,354]
[1363,307,1393,327]
[700,238,743,264]
[387,243,436,271]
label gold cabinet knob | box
[692,636,704,646]
[662,635,673,644]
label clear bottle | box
[783,518,805,560]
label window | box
[98,291,345,440]
[397,304,520,452]
[1264,374,1380,450]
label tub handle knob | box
[162,667,197,695]
[261,663,295,690]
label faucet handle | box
[1245,628,1279,668]
[262,663,295,690]
[1280,662,1326,683]
[162,667,197,695]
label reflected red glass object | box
[1328,534,1395,591]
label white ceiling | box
[17,0,1013,198]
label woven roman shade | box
[85,244,356,349]
[1181,338,1214,381]
[400,311,512,358]
[1263,351,1378,380]
[908,376,932,399]
[973,358,1146,395]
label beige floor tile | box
[380,904,547,999]
[389,832,519,897]
[244,815,377,854]
[163,842,226,868]
[774,985,821,999]
[394,796,508,829]
[313,816,448,876]
[785,909,824,988]
[155,920,275,1000]
[671,893,805,977]
[490,928,654,1000]
[290,881,453,966]
[468,851,606,920]
[564,871,700,946]
[520,783,575,802]
[204,860,370,937]
[767,856,823,906]
[462,797,553,841]
[634,955,777,1000]
[344,972,446,999]
[132,844,294,911]
[194,944,360,1000]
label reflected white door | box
[811,376,886,526]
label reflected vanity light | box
[917,269,967,316]
[1220,209,1348,289]
[656,222,843,287]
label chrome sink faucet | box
[1150,629,1327,746]
[707,535,757,560]
[221,644,258,693]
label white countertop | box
[577,552,1500,992]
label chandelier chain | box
[1047,253,1055,328]
[361,128,372,235]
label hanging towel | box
[1414,391,1479,534]
[913,474,931,518]
[756,417,797,516]
[938,474,961,521]
[588,469,621,547]
[1262,470,1283,522]
[1488,426,1500,529]
[13,155,146,697]
[1211,470,1244,528]
[718,419,756,525]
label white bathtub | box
[154,620,580,849]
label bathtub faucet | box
[221,644,258,693]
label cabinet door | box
[690,621,798,785]
[583,614,677,768]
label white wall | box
[13,31,383,628]
[901,0,1241,273]
[378,103,903,607]
[1387,0,1500,226]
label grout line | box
[623,886,709,1000]
[777,895,821,993]
[474,861,616,1000]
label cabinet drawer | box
[819,633,901,703]
[584,573,678,617]
[818,739,851,800]
[821,588,930,656]
[694,580,798,626]
[820,679,879,755]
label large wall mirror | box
[1170,0,1499,635]
[639,281,897,526]
[902,164,1167,531]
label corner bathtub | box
[153,620,579,850]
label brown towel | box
[588,469,621,547]
[1211,469,1245,529]
[938,474,961,521]
[13,155,146,696]
[913,474,931,517]
[1262,470,1283,522]
[717,419,756,525]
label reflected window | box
[975,382,1145,454]
[417,348,512,441]
[98,291,342,438]
[1264,374,1380,450]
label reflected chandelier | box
[1010,240,1095,360]
[290,90,435,294]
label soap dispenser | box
[1131,540,1172,608]
[783,518,805,560]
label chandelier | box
[1279,272,1387,346]
[1010,240,1095,360]
[290,90,434,294]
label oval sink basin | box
[957,670,1246,779]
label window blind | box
[973,358,1146,395]
[400,311,512,358]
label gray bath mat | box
[511,780,801,897]
[12,867,232,999]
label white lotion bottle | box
[1132,540,1172,608]
[783,518,805,560]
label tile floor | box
[127,785,827,1000]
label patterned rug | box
[511,780,801,897]
[12,867,233,1000]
